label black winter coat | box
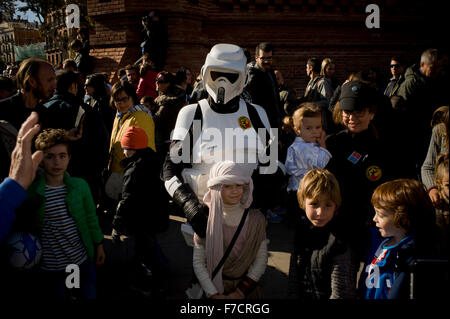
[85,95,115,135]
[115,148,169,234]
[326,127,397,258]
[0,92,40,131]
[41,92,82,130]
[289,215,356,300]
[245,61,281,129]
[42,92,109,202]
[154,85,186,148]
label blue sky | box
[13,1,39,23]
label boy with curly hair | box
[22,128,105,299]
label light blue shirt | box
[285,137,332,192]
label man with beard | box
[0,58,56,181]
[0,58,56,131]
[245,42,281,130]
[125,64,140,90]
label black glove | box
[173,183,209,238]
[186,203,209,238]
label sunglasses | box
[342,109,368,118]
[390,64,400,68]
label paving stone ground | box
[97,210,296,300]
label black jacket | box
[0,92,44,131]
[279,84,298,117]
[141,20,168,71]
[245,61,281,129]
[41,92,82,130]
[154,85,186,148]
[290,216,354,300]
[394,64,448,173]
[42,92,109,202]
[189,80,208,104]
[326,127,396,258]
[85,95,115,135]
[74,51,93,76]
[115,148,169,234]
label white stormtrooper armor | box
[168,97,272,202]
[163,43,283,238]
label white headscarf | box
[200,161,253,293]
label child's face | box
[42,144,70,178]
[221,184,244,205]
[295,116,323,143]
[304,195,336,227]
[373,207,406,240]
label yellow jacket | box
[108,110,156,174]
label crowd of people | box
[0,36,449,302]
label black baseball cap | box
[339,80,376,111]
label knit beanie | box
[121,126,148,150]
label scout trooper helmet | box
[202,44,248,105]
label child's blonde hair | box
[284,103,322,135]
[320,58,334,76]
[371,179,435,234]
[297,169,341,210]
[431,106,449,149]
[434,154,449,196]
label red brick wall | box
[87,0,446,92]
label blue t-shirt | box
[362,234,413,299]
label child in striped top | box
[25,129,105,299]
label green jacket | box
[397,64,427,102]
[384,74,404,98]
[26,172,104,261]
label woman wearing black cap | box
[325,80,396,263]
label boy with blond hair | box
[288,169,357,299]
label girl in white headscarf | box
[192,161,268,299]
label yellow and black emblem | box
[238,116,252,130]
[366,165,382,182]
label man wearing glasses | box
[245,42,281,130]
[384,57,405,98]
